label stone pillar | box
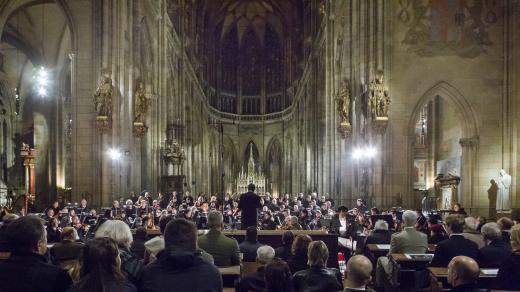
[459,136,479,213]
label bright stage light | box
[34,66,50,97]
[108,148,122,160]
[352,148,363,160]
[352,146,378,160]
[366,146,377,158]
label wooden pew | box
[429,267,498,289]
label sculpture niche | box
[335,79,352,139]
[133,81,151,137]
[368,70,390,135]
[93,73,113,133]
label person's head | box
[95,220,133,249]
[464,217,479,232]
[445,214,465,234]
[447,256,480,287]
[245,226,258,242]
[61,227,78,241]
[2,213,19,225]
[256,245,275,265]
[248,183,255,192]
[52,201,59,208]
[497,217,513,231]
[307,240,329,267]
[290,216,299,226]
[291,234,312,256]
[164,219,197,251]
[113,200,119,208]
[337,206,348,217]
[207,210,223,230]
[282,231,294,246]
[481,222,502,242]
[453,203,461,212]
[370,207,379,215]
[6,216,47,255]
[510,224,520,251]
[77,237,124,291]
[159,215,174,234]
[402,210,418,227]
[46,208,54,217]
[49,217,59,228]
[264,258,293,292]
[374,219,389,231]
[81,198,87,206]
[344,255,373,288]
[356,198,363,207]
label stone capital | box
[459,136,479,148]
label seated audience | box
[430,214,478,267]
[495,223,520,291]
[477,222,511,268]
[428,223,448,244]
[463,217,485,249]
[198,210,240,266]
[0,216,72,292]
[292,240,343,292]
[70,237,136,292]
[239,245,276,292]
[144,215,174,263]
[265,258,294,292]
[95,220,144,284]
[239,226,263,261]
[50,227,84,264]
[365,220,391,245]
[497,217,513,244]
[287,234,312,273]
[275,231,294,260]
[139,218,222,292]
[47,217,62,243]
[130,227,147,259]
[344,255,374,292]
[443,256,486,292]
[0,213,19,251]
[376,210,427,287]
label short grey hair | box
[256,245,275,265]
[95,220,133,248]
[374,220,389,231]
[402,210,418,227]
[481,222,501,241]
[207,211,223,229]
[307,240,329,267]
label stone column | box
[459,136,479,213]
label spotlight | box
[108,148,122,160]
[34,66,49,97]
[352,147,363,160]
[366,146,377,158]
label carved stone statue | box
[134,82,150,124]
[496,169,511,211]
[93,74,113,117]
[335,79,350,124]
[368,70,390,119]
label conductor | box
[236,183,261,229]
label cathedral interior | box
[0,0,519,217]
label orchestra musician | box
[235,183,261,230]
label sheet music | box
[376,244,390,249]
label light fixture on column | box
[108,148,122,160]
[34,66,49,97]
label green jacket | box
[198,229,240,267]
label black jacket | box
[239,266,265,292]
[292,266,343,292]
[50,240,84,263]
[495,252,520,291]
[139,247,222,292]
[477,239,511,268]
[430,235,479,267]
[449,283,489,292]
[238,192,261,229]
[365,229,391,245]
[0,251,72,292]
[239,240,262,262]
[275,244,292,261]
[288,253,309,274]
[120,248,144,285]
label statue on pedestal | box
[134,82,150,124]
[368,71,390,119]
[496,169,511,211]
[93,74,113,117]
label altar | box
[236,144,267,196]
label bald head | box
[447,256,479,287]
[345,255,373,288]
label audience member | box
[265,258,294,292]
[445,256,487,292]
[376,210,427,287]
[70,237,136,292]
[239,226,263,261]
[344,255,374,292]
[198,210,240,266]
[239,245,275,292]
[95,220,144,284]
[0,216,72,292]
[292,240,343,292]
[477,222,511,268]
[144,215,174,263]
[429,223,448,244]
[287,234,312,273]
[365,220,391,245]
[497,217,513,243]
[495,223,520,291]
[463,217,485,249]
[430,214,478,267]
[0,213,19,251]
[50,227,84,264]
[275,231,294,260]
[130,227,147,259]
[139,218,223,292]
